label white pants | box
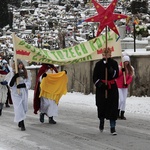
[118,88,128,111]
[40,97,58,117]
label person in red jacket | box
[116,55,134,120]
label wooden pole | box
[105,27,108,99]
[121,55,126,85]
[133,23,136,52]
[12,33,20,94]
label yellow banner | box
[13,31,121,65]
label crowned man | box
[93,47,119,135]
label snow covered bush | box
[135,24,148,37]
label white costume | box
[118,88,128,111]
[40,97,58,117]
[8,71,31,122]
[0,74,8,104]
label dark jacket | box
[93,58,119,120]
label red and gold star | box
[84,0,128,37]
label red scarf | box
[0,70,8,75]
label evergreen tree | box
[0,0,9,28]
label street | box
[0,91,150,150]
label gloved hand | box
[122,68,125,72]
[0,81,8,85]
[96,80,108,89]
[123,83,128,87]
[64,70,67,74]
[95,80,104,88]
[17,83,26,88]
[103,84,108,90]
[42,73,47,78]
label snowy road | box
[0,91,150,150]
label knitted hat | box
[122,55,130,62]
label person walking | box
[116,55,134,120]
[8,60,31,131]
[93,47,119,135]
[1,59,12,107]
[33,64,68,124]
[0,67,8,116]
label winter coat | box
[8,71,31,122]
[93,58,119,120]
[116,64,133,88]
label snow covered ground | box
[29,90,150,117]
[0,90,150,150]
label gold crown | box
[102,47,112,54]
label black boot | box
[99,118,104,132]
[110,127,117,135]
[40,113,45,123]
[121,111,126,120]
[49,116,56,124]
[0,109,2,116]
[18,121,21,128]
[20,120,26,131]
[0,103,4,116]
[5,103,10,107]
[5,99,10,107]
[117,109,120,118]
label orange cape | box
[39,71,68,104]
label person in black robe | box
[93,47,119,135]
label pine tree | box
[0,0,9,28]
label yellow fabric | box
[134,18,139,25]
[39,71,68,104]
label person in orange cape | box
[33,64,68,124]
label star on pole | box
[84,0,128,37]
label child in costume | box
[33,64,68,124]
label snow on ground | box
[29,90,150,116]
